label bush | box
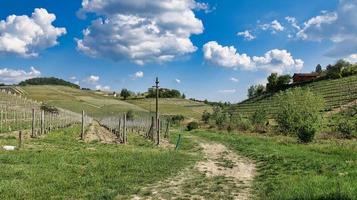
[230,114,253,132]
[170,115,185,124]
[41,103,59,114]
[297,124,316,143]
[337,119,355,138]
[126,110,135,120]
[251,108,268,133]
[187,121,199,131]
[201,110,211,124]
[276,88,324,142]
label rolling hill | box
[232,74,357,116]
[18,85,211,120]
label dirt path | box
[325,99,357,116]
[85,121,118,143]
[131,138,256,200]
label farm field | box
[21,86,148,118]
[233,75,357,116]
[127,98,212,119]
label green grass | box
[0,125,196,199]
[21,85,148,118]
[127,98,212,119]
[193,130,357,200]
[233,75,357,116]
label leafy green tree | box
[120,89,131,100]
[276,88,325,143]
[182,93,186,99]
[266,73,278,92]
[315,64,322,73]
[248,84,265,98]
[276,75,291,87]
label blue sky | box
[0,0,356,102]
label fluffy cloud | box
[297,0,357,57]
[132,71,144,79]
[86,75,99,84]
[345,54,357,63]
[0,67,41,84]
[95,85,110,91]
[175,79,181,84]
[218,89,236,94]
[0,8,66,57]
[230,77,239,82]
[203,41,303,74]
[285,16,301,30]
[237,30,256,41]
[203,41,253,70]
[77,0,204,65]
[260,20,285,33]
[253,49,304,74]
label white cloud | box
[69,76,76,80]
[230,77,239,82]
[86,75,99,84]
[260,20,284,33]
[0,8,66,57]
[0,67,41,84]
[95,85,110,91]
[175,79,181,84]
[218,89,236,94]
[203,41,253,70]
[344,54,357,63]
[74,81,80,85]
[132,71,144,80]
[237,30,256,41]
[296,0,357,57]
[76,0,204,65]
[285,16,301,30]
[253,49,303,74]
[203,41,303,74]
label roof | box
[293,73,319,78]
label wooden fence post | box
[40,110,44,135]
[165,121,170,139]
[18,131,22,148]
[81,110,84,140]
[118,117,121,139]
[157,118,160,145]
[123,114,127,144]
[31,108,35,138]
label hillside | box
[233,74,357,116]
[21,85,148,118]
[127,98,212,119]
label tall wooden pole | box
[31,108,35,138]
[40,110,44,135]
[81,110,84,140]
[123,114,127,144]
[155,77,160,145]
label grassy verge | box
[193,130,357,200]
[0,125,196,199]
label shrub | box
[170,115,185,124]
[201,110,211,124]
[276,88,324,142]
[230,114,253,132]
[187,121,199,131]
[126,110,135,120]
[297,124,316,143]
[41,103,59,114]
[336,119,354,138]
[251,108,268,133]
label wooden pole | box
[123,114,127,144]
[18,131,22,148]
[155,77,160,145]
[40,110,44,135]
[31,108,35,138]
[81,110,84,140]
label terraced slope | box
[233,75,357,116]
[127,98,212,119]
[21,85,147,118]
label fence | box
[0,90,92,136]
[100,114,170,144]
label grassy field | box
[127,98,212,120]
[193,130,357,200]
[21,86,148,118]
[0,125,197,199]
[233,75,357,116]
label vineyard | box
[0,90,92,136]
[233,75,357,116]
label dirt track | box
[85,121,118,143]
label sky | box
[0,0,356,102]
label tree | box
[315,64,322,73]
[248,85,256,98]
[276,88,325,143]
[276,75,291,90]
[248,84,266,98]
[266,73,278,92]
[120,89,131,100]
[326,60,351,79]
[182,93,186,99]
